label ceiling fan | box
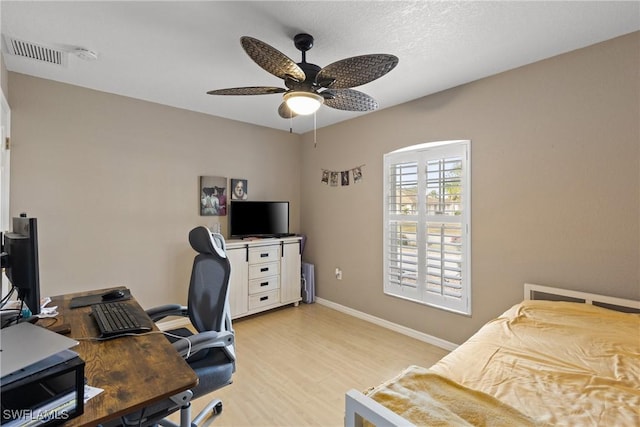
[207,33,399,118]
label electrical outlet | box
[335,267,342,280]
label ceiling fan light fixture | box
[284,91,324,115]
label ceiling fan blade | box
[322,89,379,111]
[241,36,306,82]
[316,54,399,89]
[278,102,298,119]
[207,86,287,96]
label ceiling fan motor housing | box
[286,62,321,90]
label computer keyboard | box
[90,302,152,338]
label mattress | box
[426,300,640,426]
[364,300,640,426]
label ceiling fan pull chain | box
[314,112,317,148]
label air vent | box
[3,36,67,66]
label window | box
[383,140,471,315]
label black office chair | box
[120,226,236,427]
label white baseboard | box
[157,299,458,352]
[315,297,458,352]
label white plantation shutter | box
[384,141,471,315]
[386,160,420,299]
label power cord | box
[0,284,15,308]
[161,330,193,359]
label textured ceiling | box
[1,1,639,134]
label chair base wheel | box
[213,402,223,415]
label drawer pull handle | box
[260,267,269,272]
[260,281,269,287]
[260,253,269,258]
[260,296,269,301]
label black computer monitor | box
[2,216,41,316]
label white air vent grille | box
[3,36,67,66]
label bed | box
[345,283,640,426]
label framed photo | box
[341,171,350,186]
[321,170,329,185]
[231,178,248,200]
[200,176,227,216]
[330,172,339,187]
[353,166,363,183]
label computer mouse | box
[101,290,125,301]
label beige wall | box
[300,32,640,344]
[7,74,301,308]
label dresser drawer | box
[248,246,279,264]
[249,261,280,280]
[249,276,279,295]
[248,290,280,310]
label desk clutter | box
[1,226,235,426]
[0,286,151,426]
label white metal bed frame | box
[344,283,640,427]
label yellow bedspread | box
[367,366,546,426]
[428,300,640,426]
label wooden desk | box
[43,288,198,426]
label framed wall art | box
[200,176,227,216]
[231,178,248,200]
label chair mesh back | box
[187,227,231,333]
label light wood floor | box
[173,303,449,426]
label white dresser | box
[225,236,302,319]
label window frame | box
[383,140,471,315]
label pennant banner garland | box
[321,165,364,187]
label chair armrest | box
[145,304,188,322]
[171,330,235,359]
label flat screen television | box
[1,216,41,316]
[229,201,290,238]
